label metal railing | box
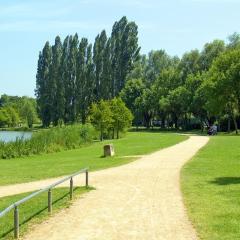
[0,168,89,239]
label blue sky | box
[0,0,239,97]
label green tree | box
[110,16,140,96]
[178,50,200,83]
[68,34,79,122]
[203,48,240,133]
[228,32,240,49]
[120,78,145,127]
[0,108,9,127]
[21,101,38,128]
[145,50,174,85]
[35,41,52,127]
[166,86,189,129]
[93,30,108,100]
[185,72,209,130]
[89,100,113,141]
[199,40,225,71]
[110,98,133,139]
[77,38,95,123]
[51,36,64,125]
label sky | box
[0,0,239,97]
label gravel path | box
[2,136,209,240]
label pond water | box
[0,131,32,143]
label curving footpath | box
[1,136,209,240]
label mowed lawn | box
[0,187,92,239]
[181,136,240,240]
[0,132,187,185]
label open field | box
[181,136,240,240]
[0,132,187,186]
[15,136,208,240]
[0,187,92,240]
[0,132,187,239]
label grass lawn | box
[181,136,240,240]
[0,186,92,239]
[0,132,187,186]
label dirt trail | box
[9,135,207,240]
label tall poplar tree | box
[36,41,52,127]
[51,36,63,125]
[93,30,108,100]
[68,33,79,122]
[36,17,141,126]
[61,36,70,123]
[76,38,88,122]
[110,16,140,96]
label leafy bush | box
[0,124,97,159]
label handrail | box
[0,168,89,239]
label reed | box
[0,124,97,159]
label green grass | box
[181,136,240,240]
[0,132,187,186]
[0,186,92,239]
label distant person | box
[212,125,217,135]
[207,125,217,136]
[207,125,213,135]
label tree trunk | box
[184,114,188,130]
[173,115,178,129]
[117,130,119,139]
[200,119,204,133]
[161,116,165,129]
[81,109,86,124]
[229,105,238,134]
[233,117,238,134]
[112,128,115,139]
[117,121,119,139]
[100,128,103,141]
[144,113,151,129]
[227,115,231,133]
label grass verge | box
[0,132,187,185]
[181,136,240,240]
[0,186,93,239]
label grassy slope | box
[0,187,92,239]
[0,132,187,186]
[181,136,240,240]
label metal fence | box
[0,168,89,239]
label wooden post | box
[14,206,19,239]
[48,189,52,214]
[70,178,73,200]
[86,170,88,188]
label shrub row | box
[0,124,97,159]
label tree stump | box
[104,144,115,157]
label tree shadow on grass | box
[210,177,240,185]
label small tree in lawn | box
[110,98,133,139]
[89,100,113,141]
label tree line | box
[35,15,240,133]
[121,32,240,133]
[36,16,140,127]
[0,94,38,128]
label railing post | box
[48,189,52,214]
[70,177,73,200]
[14,206,19,239]
[85,169,88,188]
